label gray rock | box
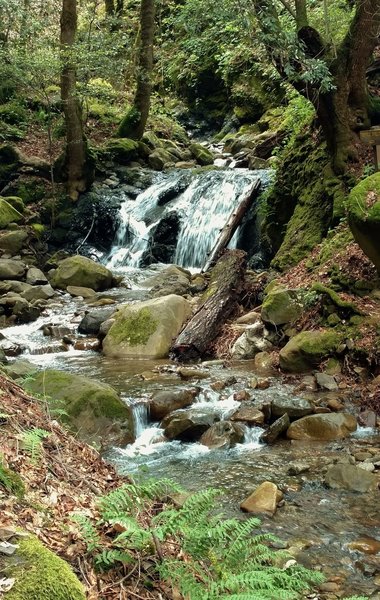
[0,259,26,280]
[0,230,28,255]
[200,421,245,449]
[26,267,48,285]
[271,396,313,418]
[21,284,55,302]
[2,359,37,380]
[287,462,311,475]
[0,338,23,356]
[260,413,290,444]
[231,321,272,359]
[325,463,377,492]
[150,388,199,420]
[161,409,217,442]
[315,372,338,391]
[0,280,32,294]
[78,307,116,335]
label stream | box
[1,166,380,598]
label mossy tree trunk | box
[60,0,94,200]
[118,0,155,140]
[254,0,380,173]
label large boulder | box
[142,265,191,298]
[271,395,313,418]
[3,534,85,600]
[0,258,26,280]
[149,388,198,420]
[279,330,342,372]
[0,197,23,227]
[261,289,301,326]
[346,172,380,272]
[25,369,134,447]
[50,256,114,291]
[161,409,216,441]
[102,294,191,359]
[0,229,28,255]
[287,413,357,441]
[200,421,245,449]
[189,143,214,166]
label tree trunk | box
[60,0,93,200]
[118,0,155,139]
[170,250,246,361]
[104,0,115,16]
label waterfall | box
[106,168,272,271]
[132,401,149,437]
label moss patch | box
[108,307,158,346]
[0,197,23,228]
[105,138,139,164]
[0,454,25,498]
[279,329,342,372]
[3,535,85,600]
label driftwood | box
[202,178,261,273]
[170,249,246,361]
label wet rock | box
[141,214,181,267]
[287,413,357,441]
[73,338,101,351]
[161,410,216,442]
[2,359,37,380]
[66,285,97,298]
[25,369,134,448]
[43,325,73,338]
[189,143,214,166]
[0,338,23,356]
[233,389,251,401]
[150,388,199,420]
[231,406,265,426]
[26,267,47,285]
[256,378,270,390]
[348,537,380,554]
[21,284,55,302]
[315,372,338,391]
[50,255,114,291]
[271,396,313,418]
[0,258,26,280]
[200,421,245,449]
[148,148,175,170]
[103,294,191,359]
[287,462,311,475]
[177,367,209,380]
[260,413,290,444]
[143,265,191,298]
[254,351,276,371]
[279,330,342,372]
[325,463,377,492]
[240,481,283,516]
[327,397,344,411]
[358,410,377,428]
[295,375,317,392]
[78,307,116,335]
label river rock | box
[261,289,301,326]
[21,284,55,302]
[103,294,191,359]
[26,267,47,285]
[287,413,357,441]
[161,409,216,441]
[260,413,290,444]
[73,338,101,351]
[66,285,97,298]
[200,421,245,449]
[25,369,134,447]
[189,142,214,166]
[240,481,283,516]
[150,388,199,420]
[0,259,26,280]
[148,148,175,170]
[235,310,261,325]
[271,396,313,418]
[279,330,342,372]
[347,537,380,554]
[0,229,28,255]
[2,358,37,380]
[50,255,114,291]
[0,338,23,356]
[231,321,272,359]
[0,197,23,227]
[325,463,377,492]
[315,372,338,391]
[0,280,31,294]
[358,410,377,428]
[231,406,265,426]
[78,307,116,335]
[142,265,191,298]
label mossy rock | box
[261,289,301,326]
[189,143,214,166]
[279,329,342,372]
[311,283,361,316]
[148,148,175,171]
[0,229,28,255]
[50,255,114,291]
[2,534,85,600]
[0,197,23,228]
[0,454,25,498]
[25,369,134,447]
[141,130,163,150]
[103,294,191,359]
[105,138,139,164]
[346,172,380,272]
[117,106,140,138]
[3,196,25,213]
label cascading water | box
[106,168,272,271]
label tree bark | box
[170,250,247,361]
[118,0,155,139]
[60,0,93,199]
[104,0,115,16]
[202,179,261,273]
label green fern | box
[72,514,101,553]
[94,548,133,570]
[18,428,49,463]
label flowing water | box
[1,166,380,597]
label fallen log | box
[170,249,246,361]
[202,178,261,273]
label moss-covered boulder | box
[148,148,175,170]
[50,256,114,291]
[189,143,214,166]
[0,229,28,255]
[25,369,134,447]
[261,289,301,326]
[279,329,342,372]
[3,196,25,213]
[105,138,139,164]
[2,534,85,600]
[103,294,191,358]
[0,197,23,227]
[346,172,380,272]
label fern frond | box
[72,514,101,553]
[18,428,49,463]
[94,548,133,570]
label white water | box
[106,169,269,270]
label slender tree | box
[253,0,380,173]
[60,0,93,199]
[118,0,155,140]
